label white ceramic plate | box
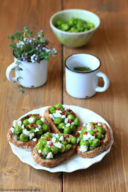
[9,105,114,173]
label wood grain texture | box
[0,0,62,191]
[63,0,128,192]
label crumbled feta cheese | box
[83,123,86,127]
[22,125,25,129]
[59,136,64,141]
[41,117,44,122]
[71,122,74,125]
[98,123,101,126]
[10,128,14,133]
[83,133,95,140]
[23,129,29,136]
[54,134,59,138]
[86,123,92,131]
[52,137,56,143]
[78,130,81,134]
[77,138,80,144]
[13,120,17,127]
[35,128,39,132]
[17,120,22,126]
[49,114,54,120]
[32,138,37,142]
[62,115,66,119]
[54,142,62,149]
[29,133,34,140]
[12,135,17,141]
[28,117,35,123]
[80,145,88,152]
[46,152,53,159]
[64,118,68,124]
[38,149,42,153]
[66,123,70,127]
[38,125,41,129]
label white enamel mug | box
[65,54,110,98]
[6,58,48,88]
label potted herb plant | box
[6,27,57,93]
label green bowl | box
[50,9,100,48]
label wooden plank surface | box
[0,0,62,191]
[63,0,128,192]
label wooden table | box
[0,0,128,191]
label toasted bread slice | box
[77,122,112,158]
[7,114,49,150]
[32,133,77,167]
[32,145,76,168]
[44,106,81,136]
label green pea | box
[49,106,56,114]
[67,114,75,120]
[96,126,104,134]
[44,132,52,138]
[19,133,29,142]
[61,23,69,31]
[88,139,93,145]
[29,129,35,133]
[36,142,44,151]
[37,128,43,136]
[58,122,65,130]
[31,116,37,122]
[64,127,70,134]
[71,137,77,144]
[56,20,63,26]
[74,118,80,126]
[70,124,76,132]
[65,144,72,151]
[66,137,71,143]
[55,104,63,109]
[97,132,102,139]
[89,122,94,126]
[14,126,22,135]
[90,139,100,149]
[89,130,95,135]
[23,119,29,126]
[51,145,59,154]
[62,140,67,145]
[54,117,62,125]
[36,120,43,125]
[40,138,47,146]
[60,145,65,153]
[43,146,50,156]
[42,123,48,132]
[80,139,89,146]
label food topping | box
[55,17,95,33]
[79,122,105,152]
[11,115,48,142]
[49,104,80,135]
[36,132,77,159]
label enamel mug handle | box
[6,62,17,82]
[95,72,110,92]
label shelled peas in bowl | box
[50,9,100,47]
[55,17,95,33]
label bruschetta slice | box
[77,122,112,158]
[7,114,49,149]
[44,104,81,136]
[32,132,77,167]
